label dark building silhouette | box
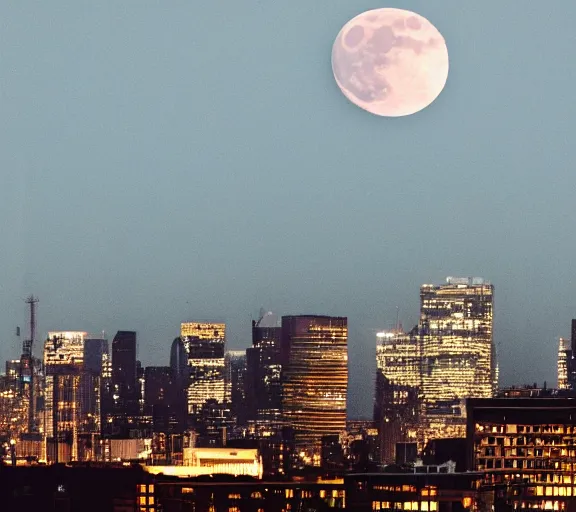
[225,350,247,428]
[102,331,142,437]
[83,338,108,375]
[170,336,188,381]
[111,331,138,415]
[143,366,184,433]
[246,311,282,433]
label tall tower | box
[20,295,39,433]
[44,331,86,463]
[280,315,348,465]
[246,311,282,433]
[111,331,138,415]
[419,277,494,440]
[374,327,421,463]
[180,323,226,415]
[558,337,570,390]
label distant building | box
[43,331,100,462]
[374,328,421,464]
[170,336,188,381]
[419,277,495,442]
[102,331,143,438]
[111,331,139,415]
[281,315,348,465]
[558,337,570,390]
[83,337,108,375]
[224,350,247,427]
[180,323,226,416]
[246,311,282,434]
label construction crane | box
[20,295,39,433]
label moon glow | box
[331,8,449,117]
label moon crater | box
[332,8,449,117]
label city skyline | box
[1,274,571,419]
[3,1,576,420]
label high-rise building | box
[111,331,138,416]
[180,323,226,416]
[225,350,247,427]
[144,366,183,433]
[43,331,88,462]
[419,277,494,440]
[246,312,283,433]
[374,328,421,463]
[558,337,570,390]
[280,315,348,465]
[84,337,108,375]
[170,336,188,381]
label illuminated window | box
[228,494,241,499]
[148,497,154,505]
[139,497,147,505]
[182,487,194,494]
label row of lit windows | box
[372,501,438,511]
[477,424,576,434]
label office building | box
[180,323,226,416]
[111,331,138,415]
[43,331,89,462]
[83,337,108,376]
[559,337,570,390]
[224,350,247,427]
[246,311,283,433]
[374,328,421,463]
[281,315,348,465]
[143,366,183,433]
[170,336,188,381]
[467,397,576,510]
[420,277,495,441]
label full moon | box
[331,8,449,117]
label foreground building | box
[467,397,576,511]
[281,315,348,465]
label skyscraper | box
[44,331,87,462]
[246,311,282,433]
[374,328,421,463]
[111,331,138,413]
[419,277,494,440]
[180,323,226,416]
[225,350,247,427]
[281,315,348,465]
[558,337,570,390]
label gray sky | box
[2,1,576,418]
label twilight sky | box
[2,1,576,418]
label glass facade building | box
[419,277,495,441]
[281,315,348,465]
